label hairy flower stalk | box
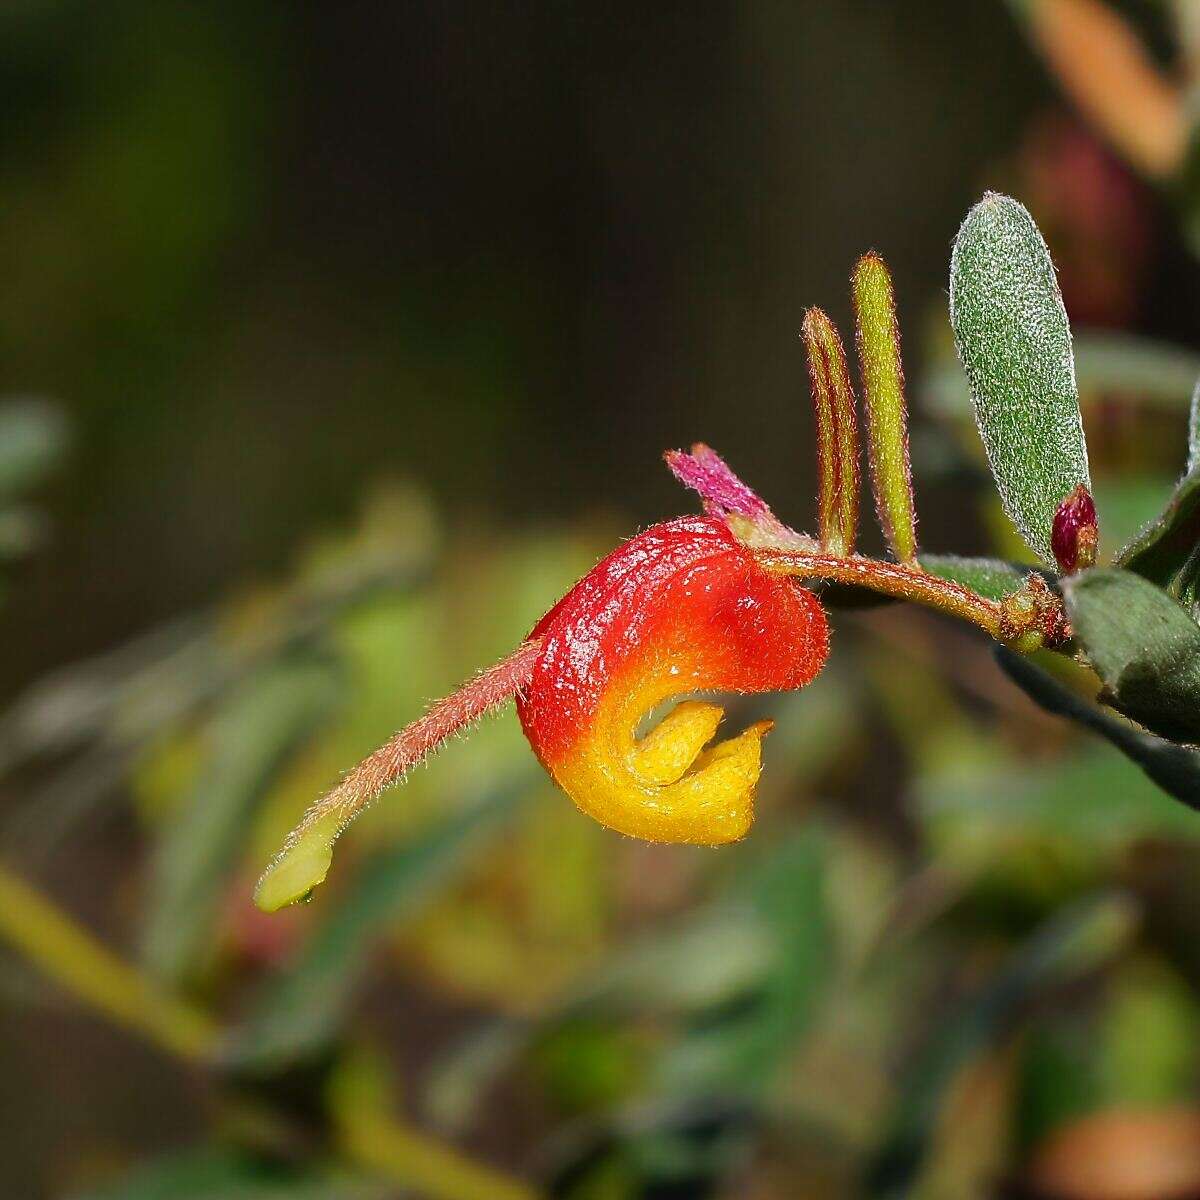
[753,547,1063,649]
[853,253,919,565]
[803,308,860,555]
[255,641,541,911]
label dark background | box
[0,1,1078,691]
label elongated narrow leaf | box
[950,193,1090,565]
[1062,568,1200,745]
[227,783,524,1071]
[995,646,1200,807]
[141,662,336,982]
[1116,465,1200,618]
[853,253,917,563]
[803,308,859,554]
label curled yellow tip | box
[632,699,725,786]
[551,693,772,846]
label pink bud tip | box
[1051,485,1098,574]
[664,444,772,523]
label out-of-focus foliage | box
[0,397,67,588]
[3,464,1200,1199]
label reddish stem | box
[309,639,541,827]
[756,548,1004,639]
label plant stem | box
[256,639,542,911]
[0,864,218,1061]
[756,549,1005,639]
[341,1112,543,1200]
[0,863,545,1200]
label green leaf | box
[425,825,836,1130]
[994,647,1200,808]
[950,193,1090,564]
[1116,465,1200,619]
[141,661,338,983]
[225,781,525,1072]
[920,554,1032,602]
[424,900,776,1132]
[654,829,832,1097]
[1062,569,1200,746]
[925,332,1200,422]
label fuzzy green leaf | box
[950,193,1090,564]
[1116,465,1200,619]
[925,332,1200,422]
[1062,569,1200,745]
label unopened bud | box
[1051,485,1098,574]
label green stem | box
[0,865,218,1062]
[0,864,544,1200]
[341,1113,543,1200]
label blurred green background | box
[6,2,1200,1198]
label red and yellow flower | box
[257,249,1069,913]
[516,516,828,845]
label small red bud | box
[1051,485,1098,574]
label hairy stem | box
[757,548,1006,640]
[803,308,860,555]
[316,639,539,819]
[255,639,542,911]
